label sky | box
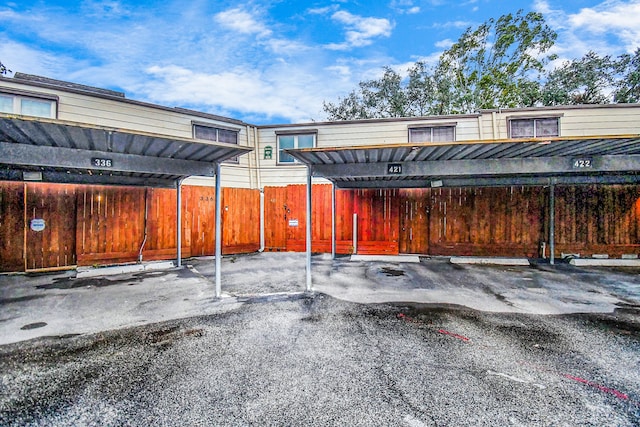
[1,0,639,125]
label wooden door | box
[399,189,430,254]
[25,183,77,271]
[264,186,288,251]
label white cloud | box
[213,7,272,38]
[434,38,454,49]
[141,64,335,123]
[326,11,394,50]
[535,0,640,57]
[431,20,471,30]
[568,0,640,51]
[390,0,421,14]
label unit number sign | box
[92,158,114,168]
[387,163,403,174]
[572,158,592,169]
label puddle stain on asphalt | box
[0,295,46,305]
[380,267,405,277]
[20,322,47,330]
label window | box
[409,126,455,143]
[509,117,559,138]
[0,93,57,118]
[277,133,316,164]
[193,123,239,163]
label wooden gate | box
[0,182,77,271]
[264,185,399,255]
[399,189,430,254]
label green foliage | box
[614,49,640,104]
[322,10,636,121]
[541,51,618,105]
[436,10,556,113]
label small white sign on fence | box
[30,218,46,232]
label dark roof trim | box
[192,120,244,132]
[407,122,457,129]
[275,129,318,135]
[1,75,249,128]
[259,114,481,129]
[480,103,640,114]
[0,87,59,102]
[506,113,564,120]
[14,73,125,98]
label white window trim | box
[408,124,456,143]
[276,132,317,165]
[192,122,240,163]
[507,115,562,138]
[0,91,58,119]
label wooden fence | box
[1,181,639,272]
[0,182,260,272]
[264,184,640,258]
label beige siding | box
[489,105,640,139]
[4,78,640,191]
[1,79,257,188]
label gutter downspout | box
[138,187,149,263]
[259,190,265,252]
[253,125,265,252]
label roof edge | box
[0,74,249,128]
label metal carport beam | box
[0,142,217,177]
[310,154,640,180]
[331,174,640,189]
[0,168,178,188]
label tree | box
[541,51,618,105]
[614,48,640,104]
[323,10,557,120]
[323,67,409,120]
[435,10,556,113]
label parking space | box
[1,252,639,425]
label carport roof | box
[287,134,640,188]
[0,115,253,187]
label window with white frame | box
[193,123,239,163]
[408,125,455,143]
[0,92,57,118]
[277,133,316,164]
[509,117,560,138]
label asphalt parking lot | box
[1,253,639,426]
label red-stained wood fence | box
[266,185,400,255]
[2,181,640,272]
[0,182,261,272]
[263,184,640,259]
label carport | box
[0,115,252,297]
[287,134,640,290]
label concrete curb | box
[450,256,530,266]
[350,255,421,263]
[569,258,640,267]
[76,261,176,278]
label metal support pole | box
[353,213,358,254]
[331,183,336,260]
[549,180,555,266]
[306,167,312,292]
[176,178,184,267]
[215,163,222,298]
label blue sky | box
[1,0,639,124]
